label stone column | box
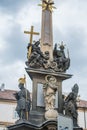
[41,10,53,60]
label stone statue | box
[26,40,49,68]
[64,84,79,127]
[43,75,58,120]
[53,42,70,72]
[26,40,70,73]
[14,76,31,120]
[43,75,57,110]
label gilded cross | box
[24,26,39,58]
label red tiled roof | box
[78,100,87,108]
[0,89,17,101]
[0,89,32,101]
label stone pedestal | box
[7,120,57,130]
[45,109,58,120]
[7,117,83,130]
[29,110,45,125]
[26,67,72,114]
[8,68,72,130]
[73,127,83,130]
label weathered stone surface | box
[58,114,73,130]
[73,127,83,130]
[41,9,53,60]
[37,83,44,107]
[26,67,72,114]
[45,109,58,120]
[7,120,57,130]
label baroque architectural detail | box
[43,75,58,120]
[26,40,70,73]
[25,40,49,68]
[53,42,70,72]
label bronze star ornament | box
[38,0,56,12]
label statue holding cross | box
[24,26,39,59]
[26,40,50,68]
[24,26,50,68]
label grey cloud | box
[53,27,87,70]
[0,24,27,65]
[66,28,86,69]
[0,0,87,100]
[0,0,34,14]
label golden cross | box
[24,26,39,59]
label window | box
[13,108,19,119]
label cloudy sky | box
[0,0,87,100]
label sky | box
[0,0,87,100]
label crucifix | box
[24,26,39,59]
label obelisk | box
[40,0,56,60]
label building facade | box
[78,100,87,130]
[0,89,87,130]
[0,89,19,130]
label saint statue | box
[26,40,49,68]
[14,76,31,120]
[64,84,79,127]
[53,42,70,72]
[43,75,57,110]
